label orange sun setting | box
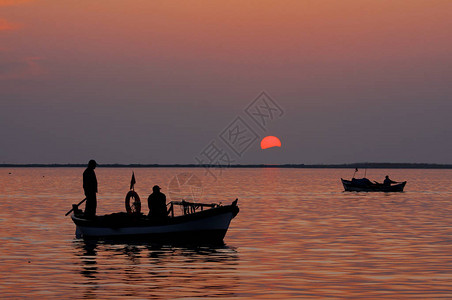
[261,136,282,150]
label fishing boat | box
[70,199,239,243]
[341,178,406,192]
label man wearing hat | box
[148,185,168,218]
[83,159,98,218]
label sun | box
[261,136,282,149]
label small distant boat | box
[341,178,406,192]
[70,199,239,243]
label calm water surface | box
[1,168,452,299]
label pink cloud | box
[0,19,21,31]
[0,0,33,6]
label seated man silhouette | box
[383,175,397,186]
[148,185,168,219]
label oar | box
[65,198,86,216]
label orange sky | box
[4,1,451,72]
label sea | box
[1,168,452,299]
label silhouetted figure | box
[83,160,98,218]
[148,185,168,219]
[383,175,397,186]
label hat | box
[153,185,161,191]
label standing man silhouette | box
[83,160,98,218]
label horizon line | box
[1,162,452,169]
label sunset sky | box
[1,0,451,164]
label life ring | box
[125,190,141,214]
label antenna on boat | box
[352,168,358,179]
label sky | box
[1,0,451,165]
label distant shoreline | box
[1,163,452,169]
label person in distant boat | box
[148,185,168,218]
[383,175,397,186]
[83,160,98,218]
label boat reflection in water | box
[73,239,240,299]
